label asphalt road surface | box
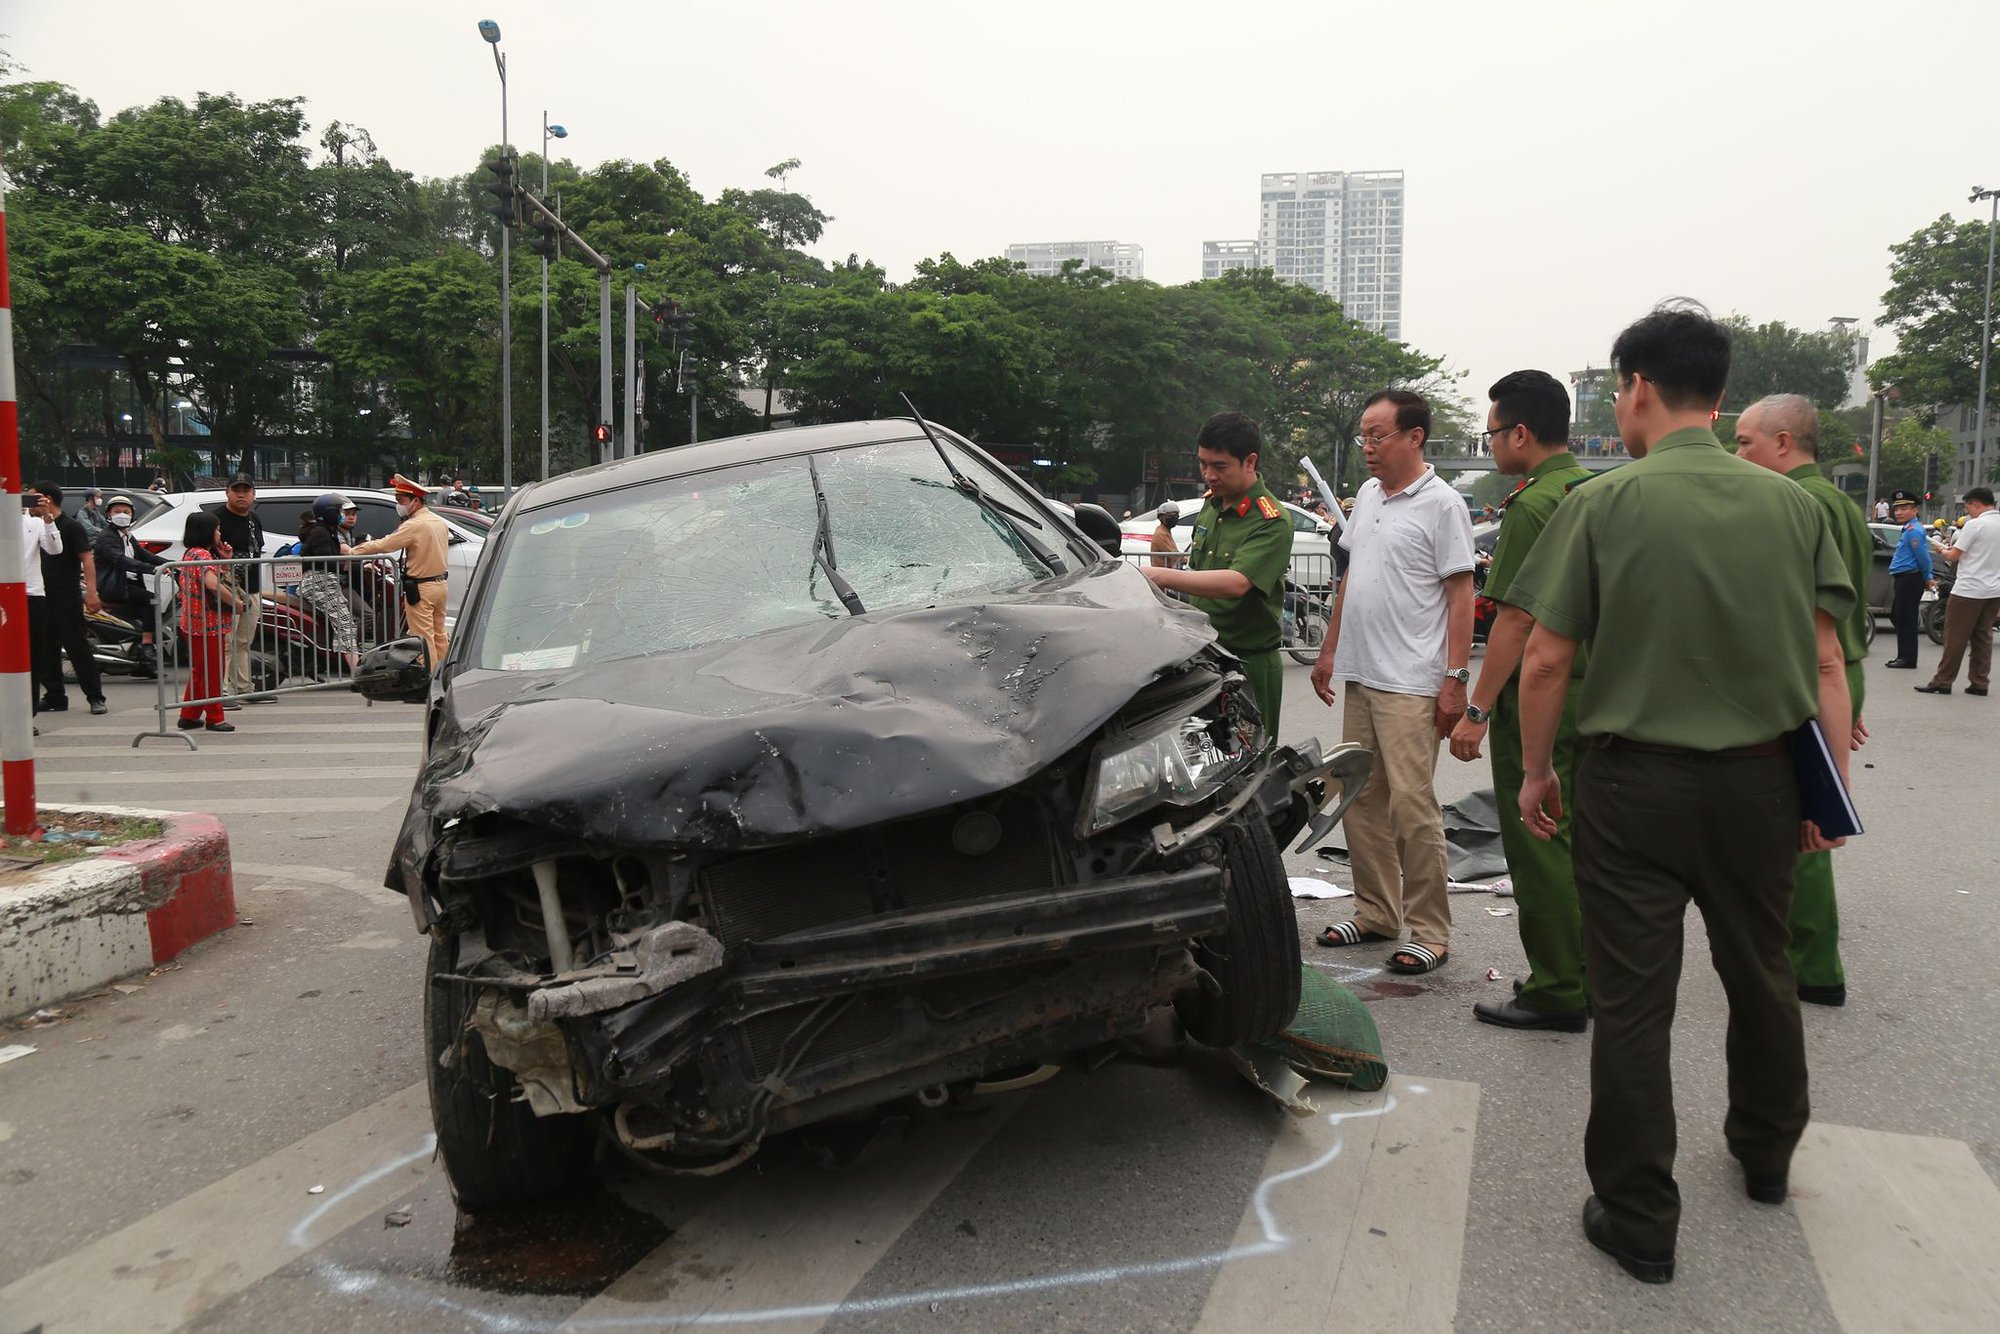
[2,644,1996,1333]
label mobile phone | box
[21,493,38,511]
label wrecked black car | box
[365,418,1370,1208]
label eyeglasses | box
[1356,426,1413,448]
[1478,424,1517,444]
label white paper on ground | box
[1289,876,1354,899]
[1447,876,1514,896]
[0,1045,38,1067]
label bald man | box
[1734,394,1869,1006]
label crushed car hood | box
[395,564,1218,878]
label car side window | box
[353,500,399,541]
[256,501,309,538]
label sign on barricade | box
[131,551,413,749]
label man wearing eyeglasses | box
[1308,389,1477,977]
[1504,301,1854,1284]
[1448,370,1594,1031]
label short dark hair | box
[1196,411,1262,462]
[1966,486,1996,507]
[1486,371,1571,446]
[1363,388,1431,444]
[1609,299,1731,412]
[32,480,63,506]
[182,510,221,551]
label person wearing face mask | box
[347,474,450,669]
[92,494,169,675]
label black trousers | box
[29,596,60,706]
[1572,743,1808,1256]
[39,594,105,706]
[1890,570,1926,663]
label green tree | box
[1873,215,1996,412]
[1720,317,1856,412]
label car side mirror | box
[1070,503,1123,555]
[352,636,431,703]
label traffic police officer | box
[1448,370,1594,1031]
[349,474,452,670]
[1141,412,1292,740]
[1735,394,1870,1008]
[1507,303,1855,1284]
[1884,488,1932,667]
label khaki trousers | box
[1341,683,1451,949]
[1927,593,2000,689]
[224,598,257,695]
[407,580,449,671]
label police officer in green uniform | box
[1448,371,1594,1031]
[1507,304,1855,1285]
[1141,412,1292,741]
[1734,394,1870,1008]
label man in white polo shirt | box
[1915,485,2000,697]
[1309,388,1478,974]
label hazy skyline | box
[8,0,1998,418]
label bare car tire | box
[1176,815,1302,1046]
[1925,599,1947,645]
[425,932,589,1210]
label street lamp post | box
[541,114,566,482]
[1972,186,1999,487]
[479,20,512,502]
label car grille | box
[699,794,1058,949]
[740,997,901,1079]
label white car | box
[123,486,486,620]
[1120,498,1338,587]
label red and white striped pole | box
[0,175,38,835]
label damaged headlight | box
[1080,715,1258,836]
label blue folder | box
[1790,719,1863,840]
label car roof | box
[514,420,935,513]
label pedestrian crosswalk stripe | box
[65,795,405,814]
[1195,1076,1477,1332]
[0,1081,432,1334]
[39,766,413,785]
[34,743,422,759]
[1793,1122,2000,1332]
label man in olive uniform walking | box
[1141,412,1292,741]
[1448,371,1594,1030]
[1736,394,1870,1008]
[1509,303,1855,1285]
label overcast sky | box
[8,0,1998,416]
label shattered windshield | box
[471,439,1059,669]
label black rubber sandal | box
[1315,921,1394,948]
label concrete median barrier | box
[0,804,234,1021]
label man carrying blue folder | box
[1506,302,1856,1286]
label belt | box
[405,573,447,583]
[1595,735,1786,760]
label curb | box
[0,804,235,1022]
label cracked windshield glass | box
[473,439,1055,669]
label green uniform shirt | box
[1507,427,1856,750]
[1187,478,1292,655]
[1786,462,1871,666]
[1485,451,1596,680]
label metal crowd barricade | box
[1112,545,1339,663]
[132,551,409,749]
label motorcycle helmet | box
[312,491,349,526]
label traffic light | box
[668,310,693,341]
[592,423,611,447]
[480,153,519,228]
[651,299,677,339]
[526,217,558,260]
[1923,452,1939,500]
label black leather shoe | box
[176,718,203,731]
[1968,686,1989,696]
[1582,1196,1673,1284]
[38,697,66,712]
[204,721,236,733]
[1475,996,1587,1031]
[1914,683,1951,694]
[1743,1167,1789,1205]
[1883,659,1916,669]
[1798,983,1846,1007]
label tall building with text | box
[1004,240,1145,281]
[1252,170,1404,339]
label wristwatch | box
[1443,667,1471,686]
[1464,702,1490,724]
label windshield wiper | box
[808,455,866,615]
[897,392,1065,572]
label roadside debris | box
[1486,968,1504,981]
[111,985,142,995]
[0,1045,36,1067]
[1288,876,1354,900]
[1486,907,1514,917]
[16,1007,71,1029]
[384,1208,413,1228]
[307,1184,326,1195]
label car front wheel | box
[1175,816,1302,1046]
[425,932,590,1210]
